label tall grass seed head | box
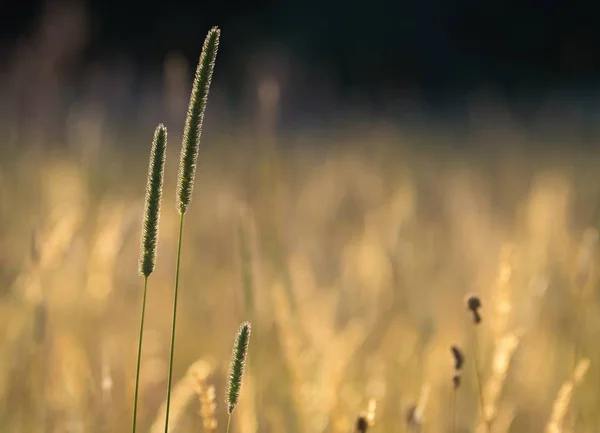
[176,26,220,214]
[226,321,251,414]
[139,124,168,276]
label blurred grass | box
[2,115,600,433]
[3,7,600,429]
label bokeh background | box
[2,1,600,432]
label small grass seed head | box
[355,415,369,433]
[465,293,482,324]
[451,345,464,371]
[452,373,461,390]
[226,321,251,414]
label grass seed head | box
[451,345,465,371]
[193,372,218,433]
[355,415,369,433]
[138,124,167,277]
[226,321,251,414]
[452,373,461,390]
[465,293,482,324]
[176,26,220,214]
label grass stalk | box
[163,26,219,433]
[471,330,489,433]
[450,390,456,433]
[450,345,463,433]
[164,213,184,433]
[226,414,232,433]
[134,124,167,433]
[465,294,488,433]
[132,276,149,433]
[225,321,251,432]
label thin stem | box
[572,287,585,369]
[471,329,489,433]
[569,276,590,432]
[132,276,149,433]
[164,213,185,433]
[226,414,232,433]
[450,389,456,433]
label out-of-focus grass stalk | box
[465,294,489,433]
[237,219,254,316]
[450,345,464,433]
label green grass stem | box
[131,276,149,433]
[163,213,185,433]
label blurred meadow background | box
[3,1,600,433]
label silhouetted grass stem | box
[164,214,185,433]
[131,276,149,433]
[472,329,489,433]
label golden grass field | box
[2,109,600,433]
[4,4,600,431]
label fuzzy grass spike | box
[176,26,220,215]
[133,124,167,433]
[139,124,168,277]
[164,26,220,433]
[225,321,251,433]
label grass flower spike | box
[164,26,220,433]
[139,124,168,277]
[226,321,251,415]
[224,321,251,433]
[176,26,220,215]
[133,124,168,433]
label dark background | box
[2,0,600,124]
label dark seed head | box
[465,293,483,324]
[355,416,369,433]
[465,294,481,311]
[452,373,461,390]
[450,345,464,371]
